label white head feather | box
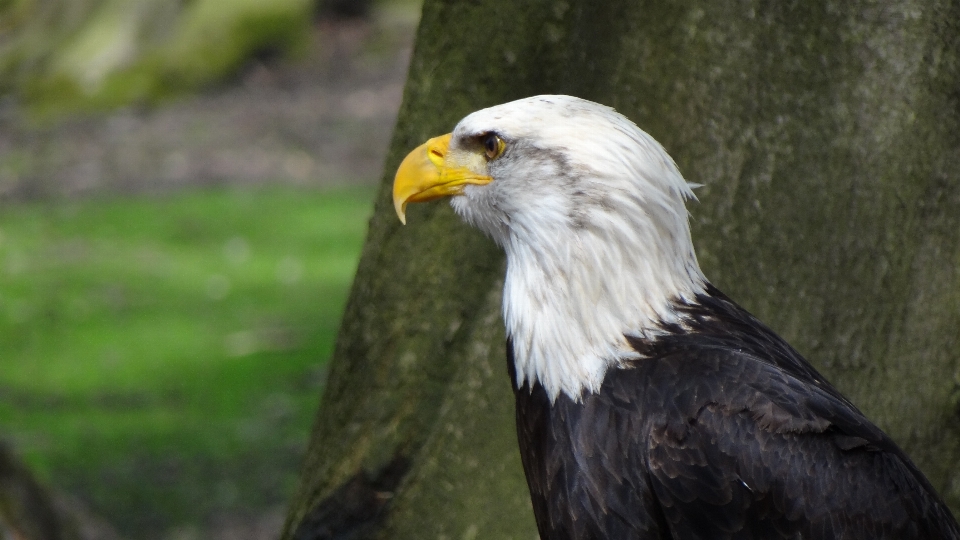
[448,95,706,401]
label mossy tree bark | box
[283,1,960,538]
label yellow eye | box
[481,133,505,160]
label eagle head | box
[393,95,706,400]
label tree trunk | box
[0,443,85,540]
[282,1,960,538]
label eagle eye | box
[481,133,505,160]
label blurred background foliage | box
[0,0,417,538]
[1,0,322,117]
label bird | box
[391,95,960,539]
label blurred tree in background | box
[317,0,373,19]
[1,442,79,540]
[283,0,960,539]
[0,0,315,115]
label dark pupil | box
[485,136,497,155]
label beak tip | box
[392,132,455,226]
[394,199,408,225]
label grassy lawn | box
[0,186,376,536]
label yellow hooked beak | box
[392,133,493,224]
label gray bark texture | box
[282,1,960,538]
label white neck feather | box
[503,203,705,401]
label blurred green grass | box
[0,186,375,534]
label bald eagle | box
[392,95,960,539]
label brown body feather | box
[511,285,960,540]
